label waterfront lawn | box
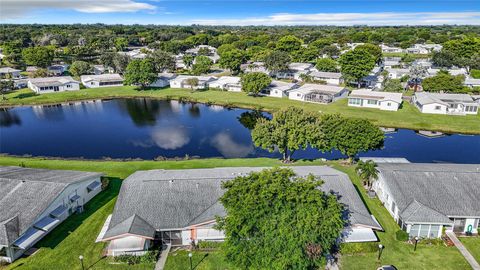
[164,250,236,270]
[0,156,471,270]
[459,237,480,262]
[1,87,479,134]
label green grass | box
[0,156,471,270]
[1,87,479,134]
[459,237,480,262]
[164,250,235,270]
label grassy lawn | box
[0,156,471,270]
[1,87,479,134]
[164,250,235,270]
[459,237,480,263]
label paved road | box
[446,231,480,270]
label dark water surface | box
[1,98,479,163]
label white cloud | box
[151,126,190,150]
[210,132,253,158]
[192,12,480,26]
[0,0,156,19]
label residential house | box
[348,89,403,111]
[240,62,270,75]
[307,71,343,85]
[81,74,124,88]
[25,66,38,74]
[186,45,220,63]
[385,68,410,79]
[426,68,467,78]
[28,76,80,94]
[275,62,314,80]
[373,163,479,238]
[149,73,177,88]
[413,59,433,69]
[0,67,21,79]
[412,92,478,115]
[361,66,383,89]
[262,80,297,98]
[169,75,215,90]
[47,64,68,76]
[406,44,442,54]
[0,166,103,263]
[383,57,402,69]
[208,76,242,92]
[99,166,382,256]
[288,84,348,103]
[380,44,404,54]
[464,78,480,88]
[93,65,114,75]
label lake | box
[1,98,479,163]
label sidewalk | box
[446,231,480,270]
[154,244,172,270]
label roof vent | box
[169,180,174,184]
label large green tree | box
[124,59,157,89]
[69,61,91,77]
[276,35,303,52]
[339,49,375,88]
[320,114,384,162]
[218,167,344,270]
[356,160,379,190]
[149,50,175,72]
[422,71,466,93]
[315,58,339,72]
[264,50,290,74]
[22,46,54,68]
[218,49,245,74]
[192,55,212,75]
[355,43,382,64]
[240,72,271,96]
[252,107,324,162]
[442,38,480,73]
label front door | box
[453,218,466,232]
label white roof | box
[291,83,346,95]
[267,80,297,92]
[29,76,79,87]
[386,68,409,75]
[288,62,314,71]
[309,71,342,79]
[210,76,241,85]
[414,92,476,106]
[172,75,214,83]
[349,89,403,103]
[81,74,123,83]
[0,67,21,73]
[465,78,480,86]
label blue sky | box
[1,0,479,25]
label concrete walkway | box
[446,231,480,270]
[154,244,171,270]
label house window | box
[429,225,440,238]
[391,201,396,214]
[434,106,441,110]
[419,225,430,237]
[297,93,301,97]
[367,99,378,105]
[348,98,362,105]
[465,106,478,112]
[387,102,391,106]
[410,225,420,237]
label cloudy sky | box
[0,0,479,25]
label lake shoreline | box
[1,87,479,134]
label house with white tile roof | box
[412,92,478,115]
[208,76,242,92]
[348,89,403,111]
[0,67,21,79]
[28,76,80,94]
[307,71,343,85]
[169,75,215,90]
[288,84,348,103]
[262,80,298,98]
[81,74,124,88]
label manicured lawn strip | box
[1,87,479,134]
[0,156,471,270]
[459,237,480,263]
[336,165,470,270]
[164,250,236,270]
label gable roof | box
[309,71,342,79]
[104,166,381,240]
[291,84,346,95]
[102,214,155,240]
[377,163,480,224]
[0,166,103,246]
[349,89,403,103]
[80,74,123,83]
[28,76,79,87]
[414,92,476,106]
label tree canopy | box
[355,43,382,64]
[339,49,375,87]
[69,61,91,77]
[315,58,339,72]
[218,49,245,74]
[192,55,212,75]
[149,50,175,72]
[218,167,344,270]
[422,72,467,93]
[264,50,291,73]
[276,35,303,52]
[123,59,157,89]
[21,46,54,68]
[240,72,271,96]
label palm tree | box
[355,160,379,190]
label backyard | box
[0,156,477,270]
[1,87,480,134]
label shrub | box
[114,254,141,265]
[340,242,378,254]
[396,230,409,241]
[101,177,109,190]
[197,240,224,250]
[471,69,480,79]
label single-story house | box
[169,75,215,90]
[412,92,478,115]
[0,166,103,263]
[28,76,80,94]
[186,45,220,63]
[288,84,348,104]
[307,71,343,85]
[386,68,409,79]
[383,57,402,68]
[413,59,433,68]
[118,49,147,59]
[380,44,404,54]
[93,65,114,75]
[373,163,479,238]
[208,76,242,92]
[25,66,38,74]
[348,89,403,111]
[47,65,68,76]
[262,80,298,98]
[464,78,480,88]
[240,62,270,75]
[81,74,124,88]
[99,166,382,256]
[426,68,467,78]
[149,73,177,88]
[275,62,314,80]
[0,67,21,79]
